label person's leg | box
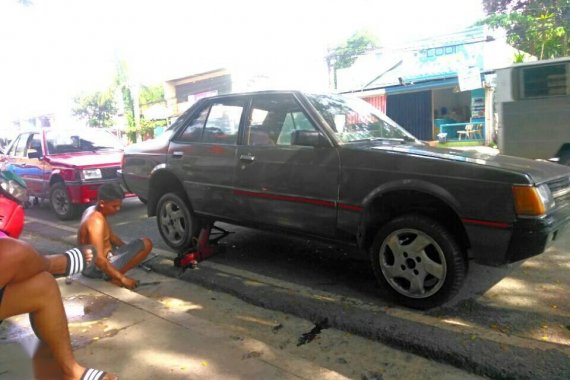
[0,238,93,285]
[114,238,153,274]
[32,340,66,379]
[0,272,116,380]
[0,271,116,380]
[0,238,52,285]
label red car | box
[0,127,126,220]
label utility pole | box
[131,83,141,142]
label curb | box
[148,255,570,380]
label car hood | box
[46,151,123,168]
[371,144,570,184]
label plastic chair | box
[457,124,473,140]
[472,124,483,140]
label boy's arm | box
[109,232,125,247]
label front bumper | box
[65,179,135,205]
[66,180,120,204]
[467,205,570,266]
[506,210,569,263]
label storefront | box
[338,26,506,143]
[433,87,485,141]
[364,80,486,142]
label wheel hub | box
[405,257,416,269]
[379,228,447,299]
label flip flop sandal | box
[63,245,97,276]
[81,368,108,380]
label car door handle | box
[172,151,184,158]
[240,154,255,162]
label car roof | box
[204,89,306,100]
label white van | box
[495,57,570,165]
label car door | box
[2,132,46,196]
[167,96,247,219]
[234,93,340,237]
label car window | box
[46,128,122,154]
[13,134,31,157]
[28,134,42,157]
[278,112,315,145]
[307,94,418,143]
[178,108,208,142]
[245,94,317,146]
[5,135,19,156]
[201,101,244,145]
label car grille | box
[101,167,120,180]
[548,176,570,207]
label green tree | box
[479,0,570,60]
[139,84,164,107]
[114,60,137,143]
[72,91,117,128]
[328,30,380,88]
[139,84,167,139]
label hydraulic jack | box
[174,223,231,271]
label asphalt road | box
[23,197,570,379]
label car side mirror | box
[290,130,328,147]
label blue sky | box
[0,0,485,123]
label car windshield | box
[46,128,123,154]
[306,94,419,144]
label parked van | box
[495,57,570,165]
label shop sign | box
[458,66,482,91]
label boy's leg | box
[113,238,153,274]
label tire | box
[49,182,79,220]
[156,192,201,252]
[370,214,466,310]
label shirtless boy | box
[78,183,152,290]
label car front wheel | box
[370,214,466,310]
[156,192,200,252]
[49,182,79,220]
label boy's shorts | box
[82,239,145,280]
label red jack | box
[174,224,230,270]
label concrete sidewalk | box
[9,211,570,379]
[0,276,348,380]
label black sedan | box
[121,90,570,309]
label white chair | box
[457,124,473,140]
[472,124,483,140]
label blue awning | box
[384,77,459,95]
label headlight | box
[512,184,555,217]
[0,171,28,203]
[81,169,102,180]
[1,179,28,203]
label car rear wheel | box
[370,214,466,310]
[156,192,200,252]
[49,182,79,220]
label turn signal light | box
[512,186,546,216]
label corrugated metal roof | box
[384,77,459,95]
